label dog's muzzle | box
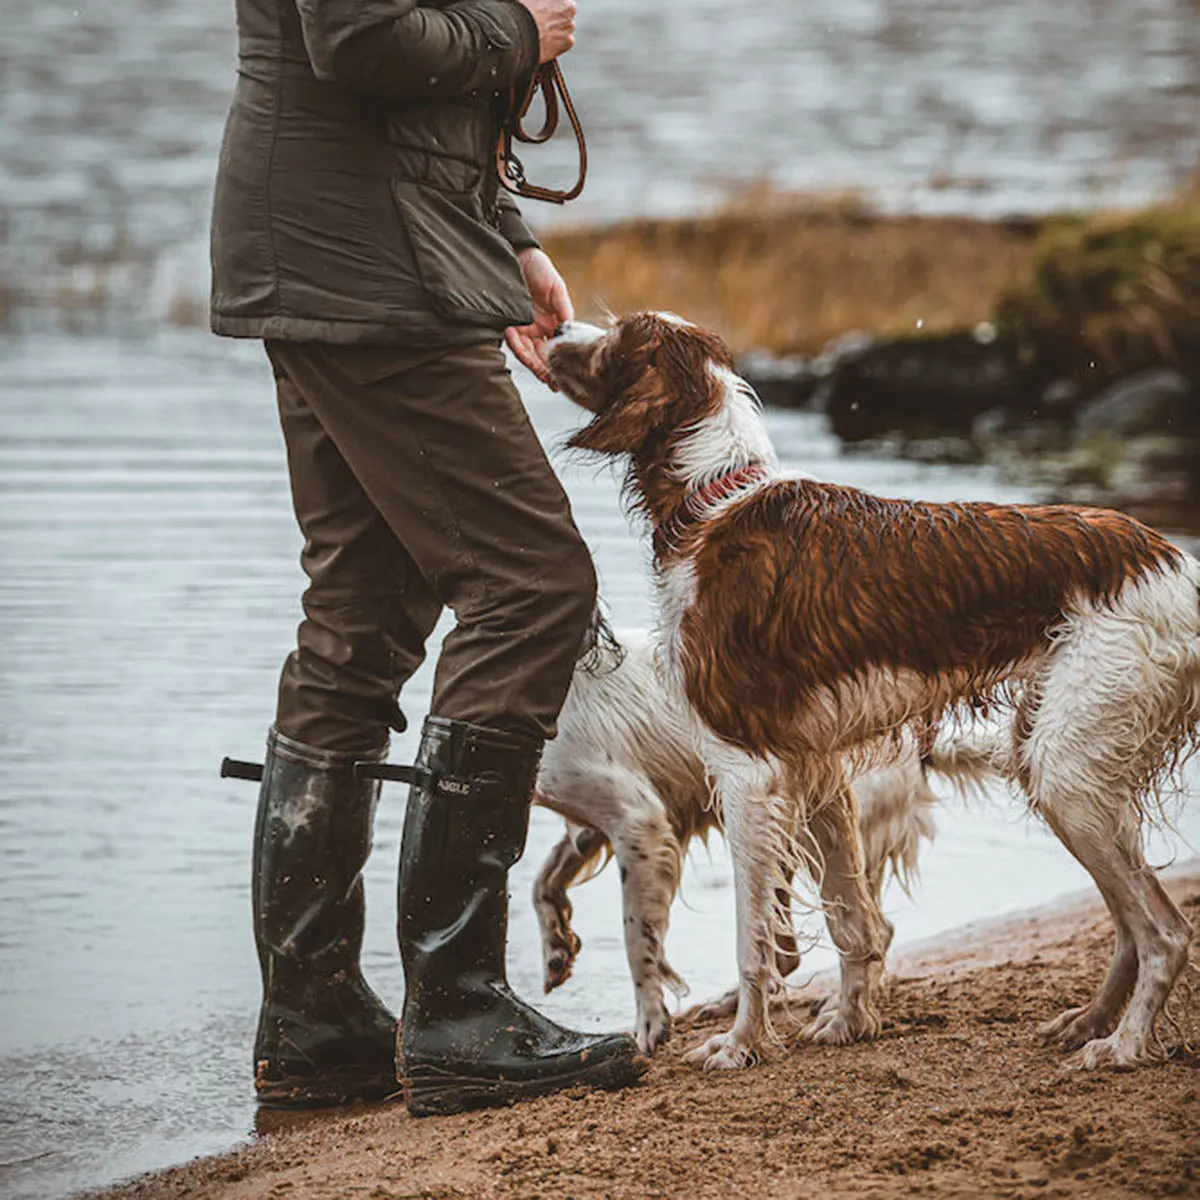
[550,320,606,349]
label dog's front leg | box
[683,770,779,1070]
[613,802,685,1054]
[803,783,888,1045]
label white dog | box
[534,627,992,1053]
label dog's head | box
[547,312,738,462]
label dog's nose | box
[550,320,605,348]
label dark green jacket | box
[211,0,542,345]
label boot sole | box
[256,1070,399,1109]
[403,1053,648,1117]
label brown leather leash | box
[496,61,587,205]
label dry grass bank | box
[999,182,1200,385]
[542,174,1200,364]
[541,190,1042,356]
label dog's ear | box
[567,366,670,456]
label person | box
[210,0,644,1114]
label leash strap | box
[496,61,587,205]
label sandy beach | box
[90,864,1199,1200]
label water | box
[0,0,1197,328]
[0,329,1197,1199]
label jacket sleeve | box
[495,192,541,252]
[295,0,540,103]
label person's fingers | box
[531,306,559,337]
[504,326,537,373]
[505,326,552,383]
[548,275,575,324]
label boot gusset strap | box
[355,761,438,790]
[222,726,391,783]
[221,756,440,791]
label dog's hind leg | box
[1037,799,1190,1068]
[532,822,606,992]
[1037,860,1138,1050]
[803,782,888,1046]
[1020,582,1198,1068]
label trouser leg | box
[265,339,596,746]
[271,350,443,753]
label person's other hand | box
[519,0,577,63]
[505,247,574,387]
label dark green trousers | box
[265,340,596,754]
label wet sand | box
[89,864,1200,1200]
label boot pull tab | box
[353,762,437,790]
[221,757,264,782]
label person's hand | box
[505,247,574,386]
[519,0,577,63]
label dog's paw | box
[686,987,740,1023]
[682,1031,759,1070]
[636,999,672,1055]
[804,1001,881,1046]
[809,991,839,1018]
[1039,1004,1118,1051]
[1062,1030,1149,1072]
[541,927,583,994]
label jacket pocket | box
[391,180,534,330]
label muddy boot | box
[252,728,398,1107]
[396,716,646,1116]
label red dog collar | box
[652,462,769,559]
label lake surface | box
[0,330,1197,1199]
[0,0,1197,330]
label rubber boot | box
[252,727,398,1107]
[396,716,646,1116]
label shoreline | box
[90,862,1200,1200]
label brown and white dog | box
[534,627,993,1054]
[546,312,1200,1071]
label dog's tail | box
[856,728,1011,902]
[923,728,1011,798]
